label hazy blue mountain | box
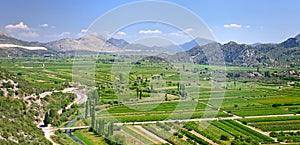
[179,37,214,51]
[107,38,129,49]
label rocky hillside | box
[0,31,42,46]
[1,29,300,67]
[0,31,56,57]
[0,68,51,144]
[0,31,121,56]
[0,68,78,144]
[173,34,300,67]
[45,33,121,53]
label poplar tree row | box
[85,89,114,136]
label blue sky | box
[1,0,300,45]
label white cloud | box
[39,23,49,27]
[224,23,242,28]
[5,22,30,30]
[81,29,88,33]
[18,32,39,38]
[4,22,41,38]
[246,25,251,28]
[117,31,126,35]
[139,29,162,34]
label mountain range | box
[0,30,299,67]
[174,34,300,67]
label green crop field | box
[1,54,300,145]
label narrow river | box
[66,115,85,145]
[65,88,88,144]
[66,88,88,144]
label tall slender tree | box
[43,111,51,125]
[95,119,98,133]
[108,122,114,136]
[180,84,186,98]
[139,89,142,100]
[89,97,92,117]
[136,87,139,99]
[91,90,96,130]
[85,99,89,118]
[99,120,104,135]
[97,120,100,134]
[150,84,154,92]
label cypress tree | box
[89,97,92,117]
[108,123,113,136]
[150,84,154,92]
[136,87,139,99]
[95,119,98,133]
[99,120,104,135]
[180,84,186,98]
[93,90,98,105]
[139,89,142,99]
[91,107,95,130]
[85,99,89,118]
[97,120,100,134]
[91,98,96,130]
[43,111,51,125]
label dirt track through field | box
[135,126,169,144]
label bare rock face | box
[45,34,121,53]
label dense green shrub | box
[220,135,230,141]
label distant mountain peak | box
[107,38,129,48]
[179,37,213,51]
[280,35,300,48]
[225,41,239,45]
[295,33,300,41]
[45,34,120,53]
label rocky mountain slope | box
[173,34,300,67]
[45,33,121,53]
[0,31,121,56]
[1,30,300,67]
[0,31,55,57]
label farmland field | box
[0,55,300,145]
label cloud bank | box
[139,29,162,34]
[224,23,242,28]
[5,22,29,30]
